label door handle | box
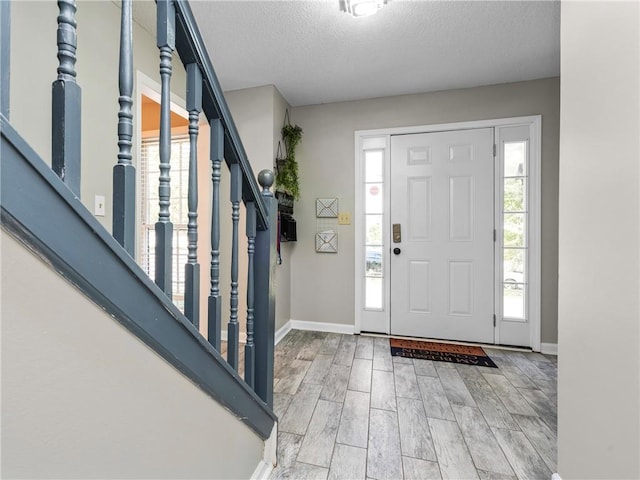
[393,247,401,255]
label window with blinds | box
[139,136,190,310]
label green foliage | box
[282,124,303,151]
[504,177,525,212]
[503,177,526,249]
[503,176,526,286]
[276,123,303,199]
[276,156,300,199]
[367,221,382,244]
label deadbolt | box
[392,223,402,243]
[393,247,401,255]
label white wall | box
[0,231,263,479]
[9,0,187,231]
[558,2,639,478]
[291,78,560,343]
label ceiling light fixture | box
[340,0,388,18]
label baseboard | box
[275,320,293,345]
[225,319,354,348]
[220,330,247,344]
[252,422,277,479]
[279,320,550,354]
[290,319,355,335]
[250,460,273,480]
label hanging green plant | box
[276,114,303,200]
[282,124,303,152]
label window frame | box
[136,71,190,310]
[139,135,191,309]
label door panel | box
[409,260,431,313]
[390,128,494,343]
[449,261,473,315]
[449,175,474,241]
[408,177,431,240]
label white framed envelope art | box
[316,198,338,218]
[315,230,338,253]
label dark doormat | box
[390,338,498,368]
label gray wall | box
[9,0,187,232]
[1,231,263,479]
[225,85,293,333]
[291,78,560,343]
[8,1,269,345]
[273,86,293,331]
[558,2,639,478]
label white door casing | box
[389,129,495,343]
[495,124,538,347]
[354,116,541,351]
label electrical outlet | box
[338,212,351,225]
[94,195,106,217]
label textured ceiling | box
[133,1,560,107]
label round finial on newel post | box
[258,169,275,196]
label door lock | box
[392,224,402,243]
[393,247,401,255]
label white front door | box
[390,128,495,343]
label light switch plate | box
[338,212,351,225]
[94,195,106,217]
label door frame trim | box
[354,115,542,351]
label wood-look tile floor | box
[269,330,557,480]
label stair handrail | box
[1,0,277,414]
[173,0,269,230]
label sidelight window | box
[364,149,385,310]
[502,140,528,320]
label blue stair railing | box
[0,0,277,434]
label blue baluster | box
[52,0,81,197]
[154,0,175,296]
[244,201,257,388]
[113,0,135,255]
[184,63,202,327]
[227,163,242,370]
[208,119,223,350]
